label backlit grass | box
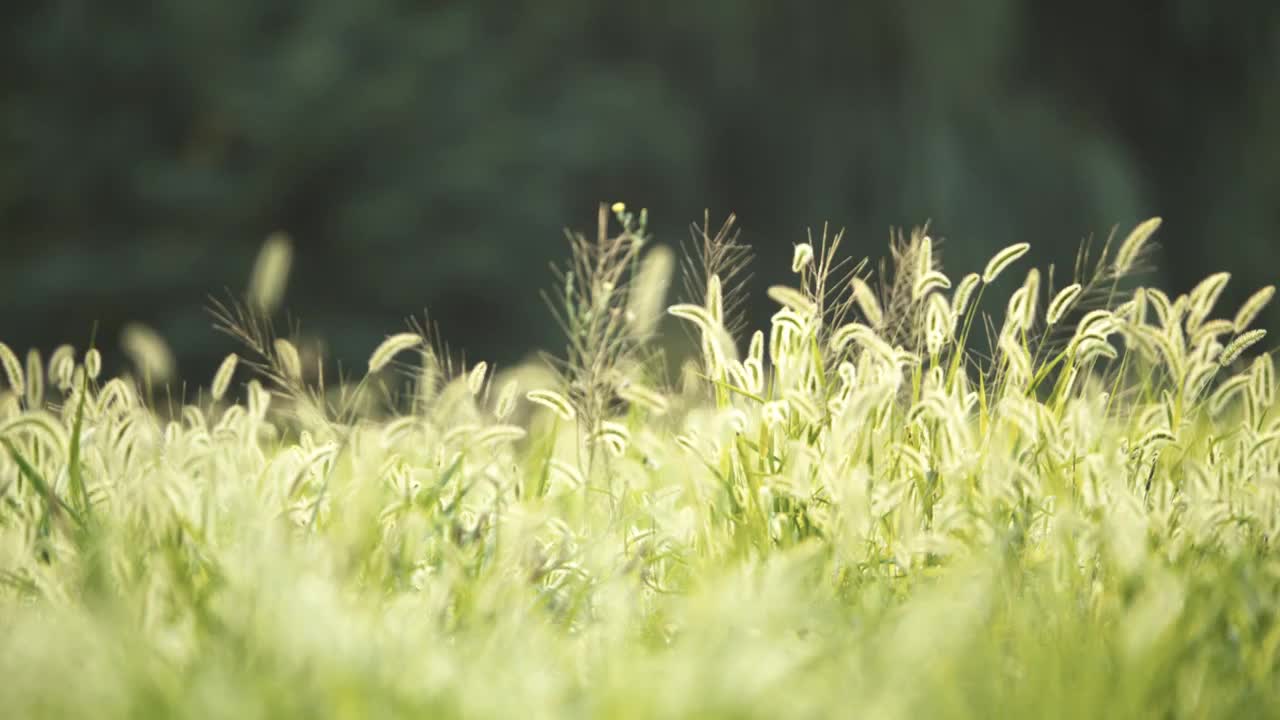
[2,207,1278,718]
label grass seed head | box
[1047,283,1083,326]
[84,348,102,380]
[0,342,25,395]
[1219,330,1267,367]
[24,350,42,410]
[1115,217,1162,274]
[49,345,76,390]
[1019,268,1041,327]
[667,303,719,335]
[791,243,814,273]
[850,277,885,328]
[1188,272,1231,328]
[594,421,630,456]
[526,389,576,422]
[1252,354,1276,407]
[617,382,669,415]
[273,338,303,382]
[913,270,951,301]
[466,362,488,395]
[120,324,174,383]
[706,274,724,325]
[917,235,934,279]
[627,245,676,337]
[248,231,294,314]
[982,242,1031,284]
[951,273,981,321]
[1234,285,1275,332]
[1209,373,1251,415]
[495,379,519,419]
[3,212,1279,720]
[766,285,815,316]
[762,400,790,427]
[369,333,424,375]
[211,353,239,401]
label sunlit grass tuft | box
[2,210,1279,718]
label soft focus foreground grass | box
[2,210,1279,718]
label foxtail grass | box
[1,211,1279,719]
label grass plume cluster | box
[2,207,1279,718]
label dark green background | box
[3,2,1278,378]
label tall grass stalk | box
[1,212,1278,719]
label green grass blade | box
[67,371,91,518]
[2,437,85,531]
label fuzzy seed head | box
[766,286,815,316]
[829,322,871,355]
[913,270,951,301]
[211,353,239,401]
[1139,427,1176,454]
[1075,310,1117,341]
[1188,272,1231,326]
[917,235,934,280]
[1000,332,1032,381]
[617,382,669,415]
[1115,217,1161,274]
[748,330,765,367]
[0,342,25,396]
[474,424,527,448]
[668,304,719,335]
[466,362,488,395]
[706,274,724,325]
[1073,335,1118,365]
[369,333,424,375]
[762,400,790,428]
[952,273,982,321]
[548,459,586,491]
[25,349,43,410]
[741,358,764,394]
[1209,374,1251,415]
[925,294,953,354]
[1146,289,1173,328]
[594,421,630,457]
[121,324,174,383]
[1252,355,1275,407]
[1019,269,1041,327]
[85,349,102,380]
[791,243,814,273]
[526,389,575,422]
[417,350,441,410]
[1005,287,1031,334]
[49,345,76,389]
[494,379,519,420]
[248,232,294,314]
[982,243,1031,284]
[273,339,303,382]
[1219,330,1267,367]
[850,277,884,328]
[1046,283,1083,326]
[1129,288,1149,325]
[1234,285,1275,332]
[627,245,675,337]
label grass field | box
[2,207,1278,718]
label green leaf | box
[67,370,92,518]
[2,437,84,531]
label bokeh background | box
[3,2,1278,379]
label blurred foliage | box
[1,1,1278,377]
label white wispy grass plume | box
[248,232,294,314]
[368,333,424,374]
